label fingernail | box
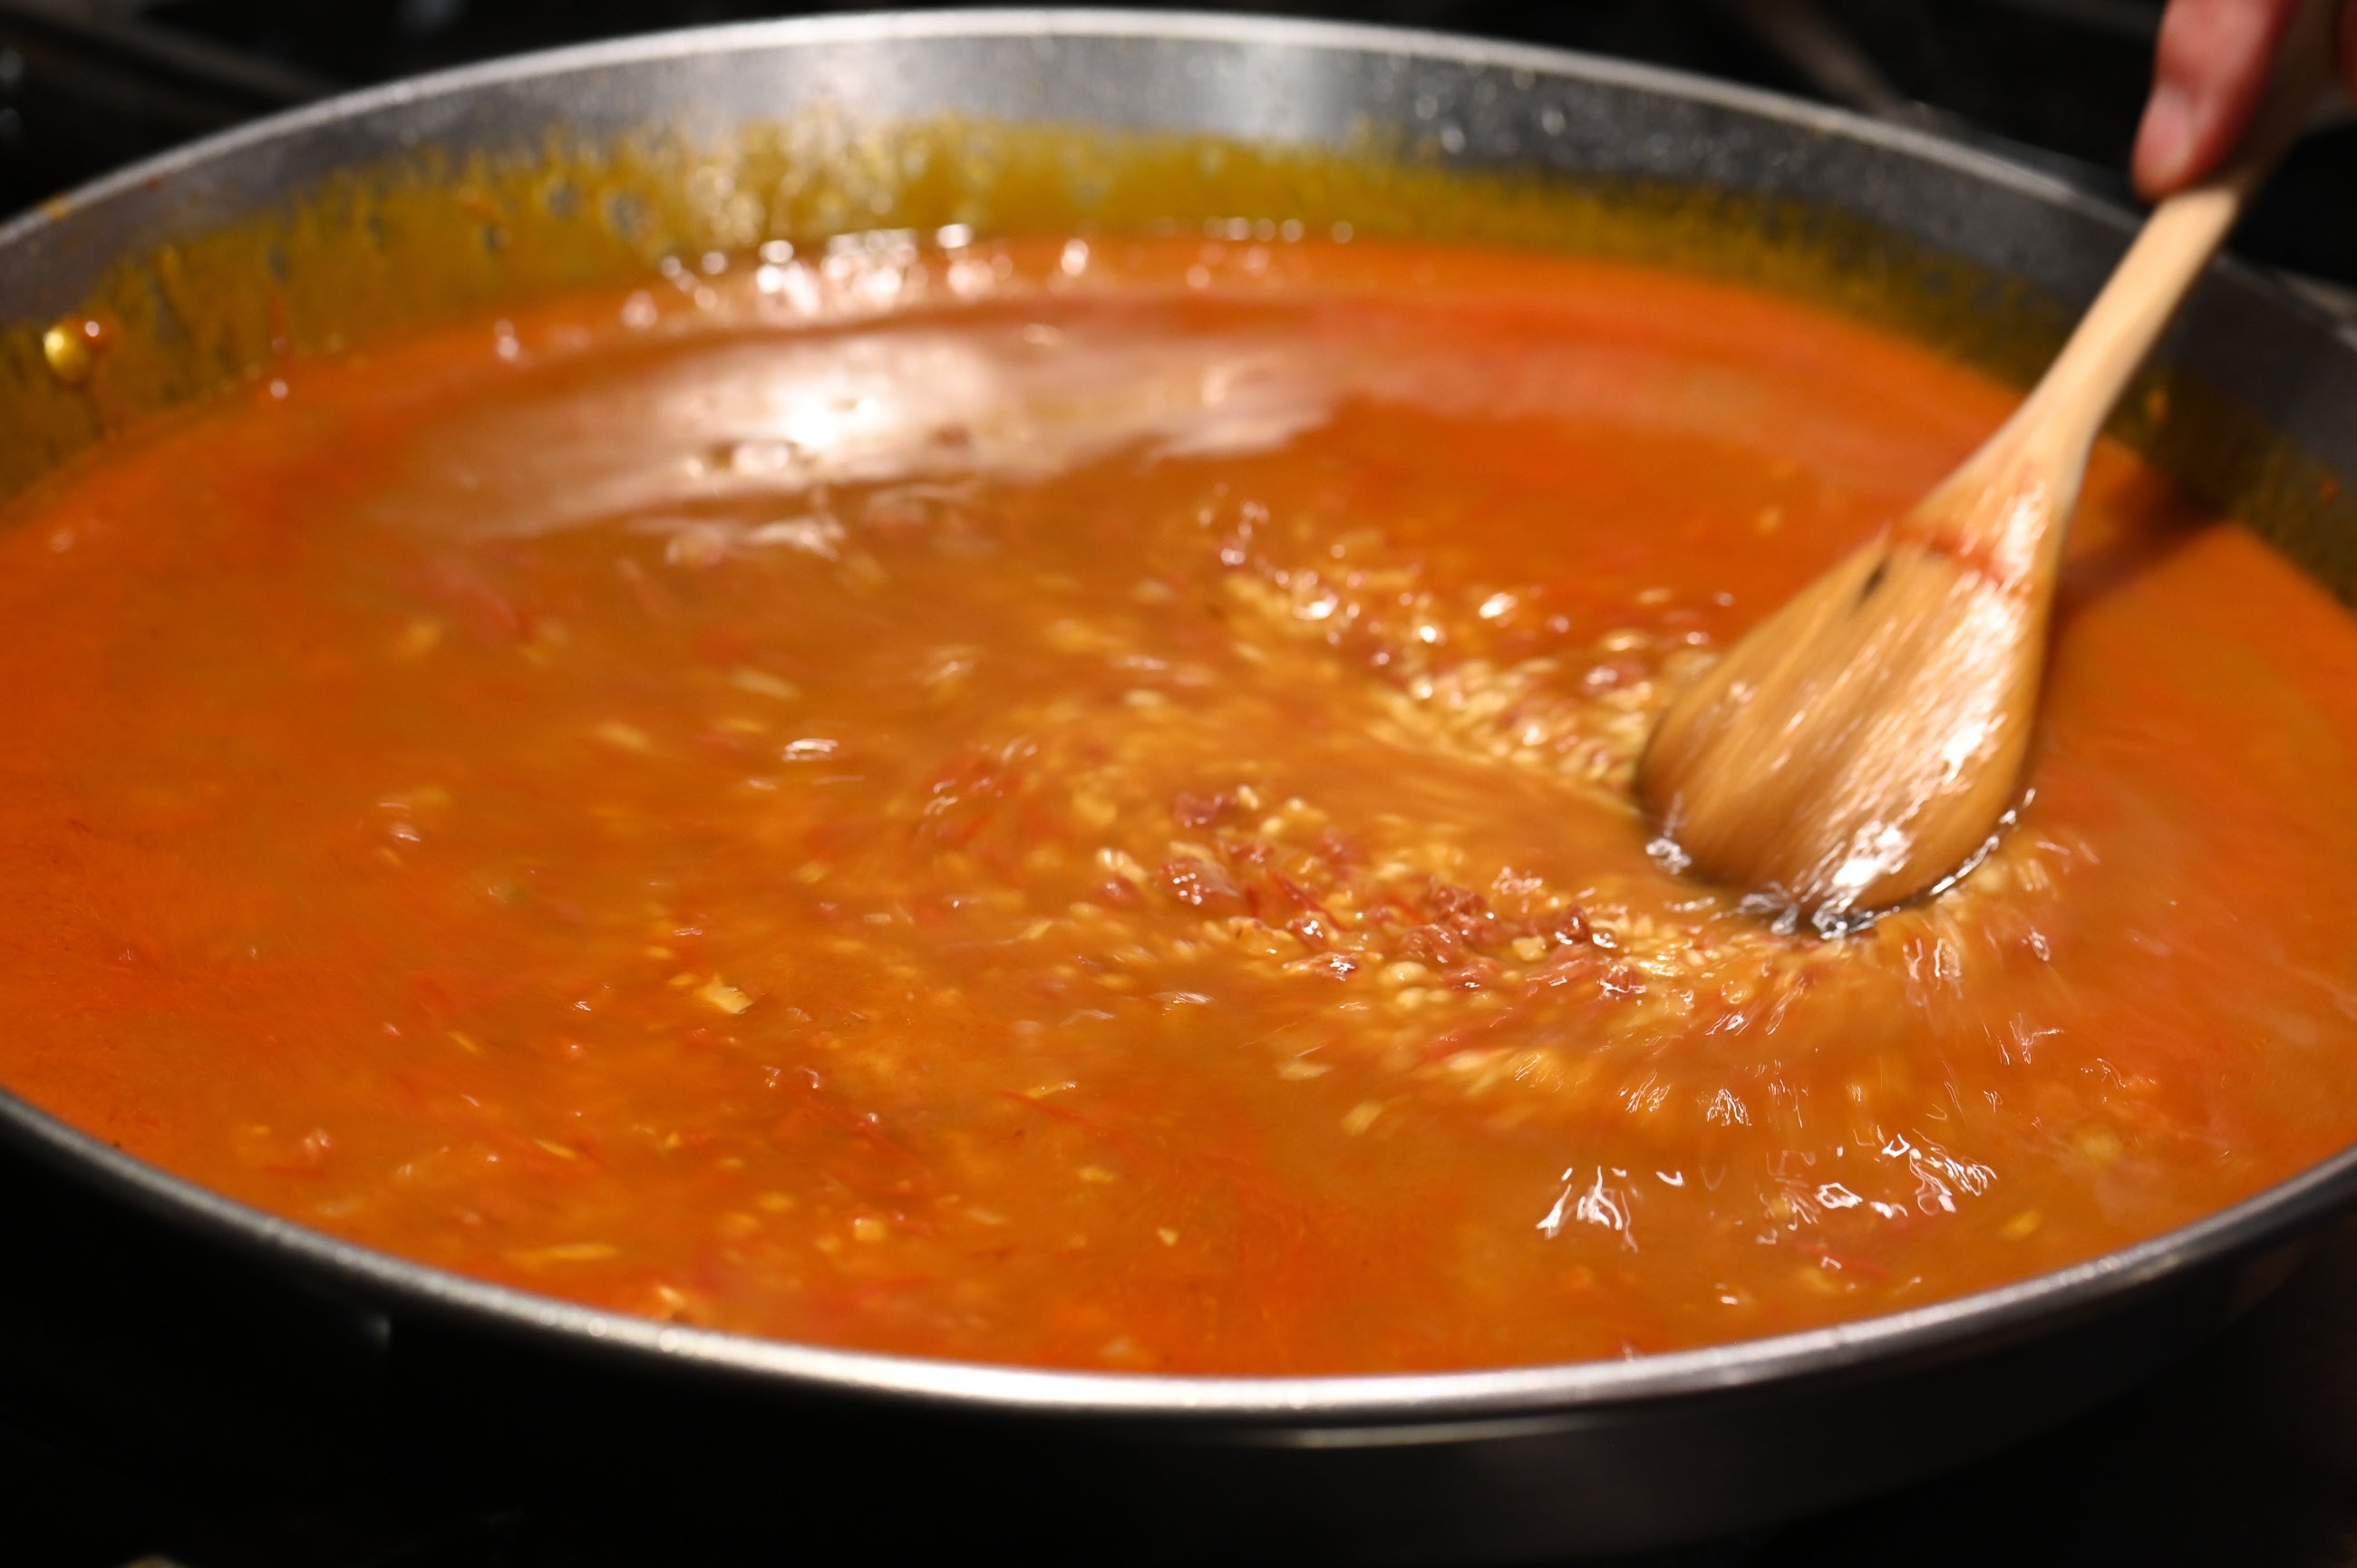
[2135,81,2194,193]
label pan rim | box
[3,4,2352,1427]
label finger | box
[2133,0,2302,197]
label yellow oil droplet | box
[698,977,752,1015]
[729,667,800,701]
[41,318,100,385]
[594,720,653,752]
[391,619,442,660]
[2000,1209,2044,1241]
[511,1242,617,1265]
[2076,1126,2124,1166]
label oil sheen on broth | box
[5,231,2357,1375]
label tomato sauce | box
[6,230,2357,1374]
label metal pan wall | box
[3,12,2355,1559]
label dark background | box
[2,3,2356,1565]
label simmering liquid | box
[5,233,2357,1373]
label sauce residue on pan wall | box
[0,117,2096,505]
[7,230,2357,1374]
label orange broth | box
[5,231,2357,1374]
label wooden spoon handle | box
[2019,0,2342,460]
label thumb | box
[2133,0,2303,197]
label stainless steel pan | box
[4,13,2355,1562]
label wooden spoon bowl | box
[1638,0,2340,931]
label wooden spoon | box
[1636,0,2342,935]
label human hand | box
[2133,0,2357,196]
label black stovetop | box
[2,3,2355,1564]
[6,1157,2356,1568]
